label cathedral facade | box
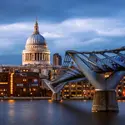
[22,21,50,65]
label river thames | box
[0,100,125,125]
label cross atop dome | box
[33,18,39,34]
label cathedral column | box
[33,53,35,61]
[37,53,39,61]
[39,53,40,61]
[40,53,41,61]
[46,54,47,61]
[26,53,27,61]
[41,54,42,60]
[30,53,31,61]
[43,54,44,61]
[48,54,50,62]
[42,53,44,61]
[29,53,30,61]
[36,53,37,61]
[38,53,40,61]
[25,53,26,61]
[47,54,49,61]
[28,53,29,61]
[35,53,37,61]
[34,53,36,61]
[46,54,48,61]
[45,54,46,61]
[36,53,38,61]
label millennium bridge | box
[44,46,125,112]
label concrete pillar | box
[92,89,118,112]
[52,92,61,101]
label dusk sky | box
[0,0,125,64]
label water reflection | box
[0,100,125,125]
[8,100,15,104]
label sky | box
[0,0,125,64]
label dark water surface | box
[0,100,125,125]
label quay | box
[0,97,51,100]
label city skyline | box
[1,0,125,64]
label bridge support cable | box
[88,53,107,71]
[117,53,125,64]
[102,53,125,68]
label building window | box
[23,79,27,82]
[23,88,26,92]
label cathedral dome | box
[26,20,46,46]
[26,34,46,45]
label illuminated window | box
[23,88,26,92]
[72,85,75,87]
[33,88,36,91]
[23,79,27,82]
[0,82,8,84]
[105,74,110,78]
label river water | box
[0,100,125,125]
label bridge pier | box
[92,89,118,112]
[51,92,61,101]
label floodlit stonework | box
[22,20,50,65]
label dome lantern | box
[33,20,39,34]
[25,20,47,46]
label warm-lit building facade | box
[0,71,51,97]
[0,72,10,97]
[0,66,125,99]
[62,81,95,99]
[57,72,125,99]
[13,72,40,97]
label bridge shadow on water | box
[54,100,124,125]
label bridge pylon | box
[52,92,62,101]
[92,89,118,112]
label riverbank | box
[0,96,125,100]
[0,97,51,100]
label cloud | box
[0,17,125,64]
[0,0,125,64]
[43,32,63,38]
